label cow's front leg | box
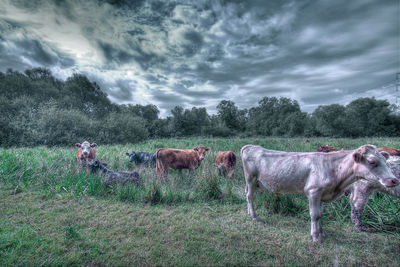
[307,189,324,242]
[350,187,372,231]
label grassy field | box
[1,137,400,266]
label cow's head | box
[126,152,136,162]
[353,145,399,187]
[89,160,107,173]
[193,146,210,161]
[76,141,96,158]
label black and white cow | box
[126,151,156,167]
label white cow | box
[241,144,398,242]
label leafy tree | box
[170,106,210,136]
[217,100,241,131]
[312,104,348,137]
[98,112,149,144]
[247,97,306,136]
[32,101,95,146]
[345,98,396,137]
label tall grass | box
[1,137,400,231]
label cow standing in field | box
[349,155,400,231]
[126,151,156,167]
[241,144,399,242]
[216,151,236,179]
[156,146,210,180]
[75,141,96,166]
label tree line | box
[1,68,399,147]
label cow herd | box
[75,141,400,242]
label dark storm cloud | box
[15,39,57,65]
[0,0,397,116]
[181,30,203,57]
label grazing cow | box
[89,160,140,187]
[156,146,210,180]
[75,141,96,166]
[378,147,400,156]
[126,151,156,167]
[349,155,400,231]
[241,144,398,242]
[216,151,236,179]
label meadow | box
[1,137,400,266]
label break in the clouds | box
[0,0,398,116]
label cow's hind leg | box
[227,169,234,179]
[245,174,262,222]
[307,189,324,242]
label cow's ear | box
[126,152,130,156]
[75,143,81,147]
[380,151,390,160]
[194,147,199,151]
[353,152,363,163]
[91,143,97,148]
[205,147,210,151]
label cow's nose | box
[384,178,399,187]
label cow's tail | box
[155,148,165,177]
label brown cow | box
[378,147,400,156]
[156,146,210,180]
[76,141,96,166]
[317,145,338,153]
[216,151,236,179]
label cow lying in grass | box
[75,141,96,166]
[126,151,156,167]
[378,147,400,156]
[349,155,400,231]
[156,146,210,181]
[89,160,140,187]
[216,151,236,179]
[241,144,398,242]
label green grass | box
[1,137,400,265]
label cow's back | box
[157,148,199,169]
[241,145,333,193]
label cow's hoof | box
[253,216,265,223]
[358,225,374,232]
[312,233,325,243]
[312,236,323,243]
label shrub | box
[196,173,222,200]
[98,112,149,144]
[144,182,162,205]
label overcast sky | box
[0,0,398,116]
